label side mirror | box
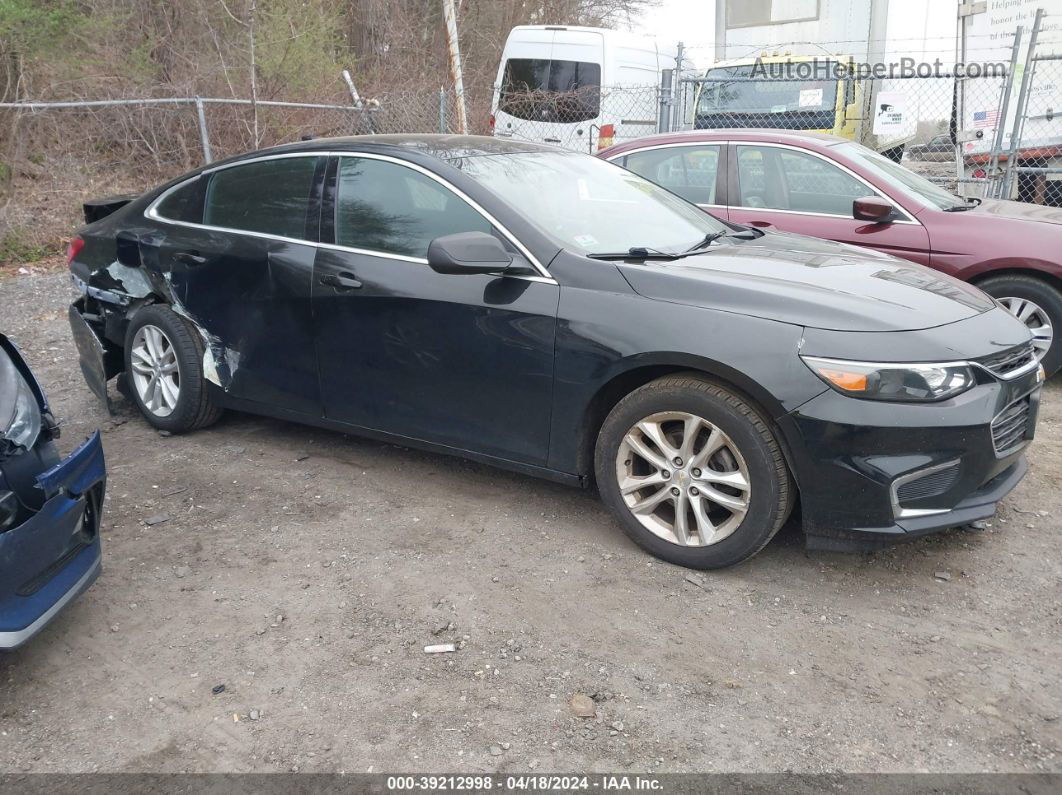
[852,196,895,224]
[427,232,514,275]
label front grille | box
[992,397,1032,454]
[979,342,1037,379]
[896,461,961,504]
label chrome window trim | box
[889,459,960,520]
[146,150,556,284]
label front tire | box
[978,274,1062,376]
[595,374,793,570]
[123,304,223,432]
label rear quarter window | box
[154,178,203,224]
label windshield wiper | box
[587,247,683,260]
[683,231,728,253]
[943,196,982,212]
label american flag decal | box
[974,110,1000,127]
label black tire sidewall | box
[595,379,787,569]
[122,305,210,432]
[979,275,1062,377]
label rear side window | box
[624,145,721,205]
[499,58,601,122]
[155,178,203,223]
[334,157,493,258]
[204,156,319,240]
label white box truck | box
[490,25,681,152]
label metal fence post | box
[658,69,674,133]
[438,87,447,134]
[671,42,685,132]
[1000,7,1043,200]
[194,96,213,164]
[985,25,1024,198]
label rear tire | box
[594,373,793,569]
[122,304,223,432]
[978,274,1062,376]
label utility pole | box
[442,0,468,134]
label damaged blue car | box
[0,333,105,650]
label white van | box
[490,26,679,152]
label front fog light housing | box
[801,356,976,402]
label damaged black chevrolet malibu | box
[67,135,1042,569]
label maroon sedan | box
[600,130,1062,375]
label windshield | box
[499,58,601,123]
[834,141,964,210]
[697,63,841,116]
[454,151,727,256]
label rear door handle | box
[319,272,363,290]
[173,251,208,266]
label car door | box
[147,154,325,415]
[616,143,727,218]
[312,154,560,466]
[728,143,931,265]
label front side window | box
[203,156,319,240]
[335,157,493,258]
[623,145,721,205]
[499,58,602,122]
[737,145,869,215]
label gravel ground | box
[0,267,1059,774]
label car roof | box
[221,134,564,165]
[602,128,850,155]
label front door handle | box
[319,272,363,290]
[173,251,208,266]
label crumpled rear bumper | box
[0,431,106,650]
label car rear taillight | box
[597,124,615,151]
[66,236,85,267]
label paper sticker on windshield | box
[770,104,787,113]
[574,234,598,247]
[799,88,823,108]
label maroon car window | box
[624,146,720,205]
[737,145,868,216]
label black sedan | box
[67,135,1042,569]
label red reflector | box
[972,168,987,179]
[597,123,615,151]
[489,113,495,130]
[66,236,85,266]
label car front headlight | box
[2,372,42,452]
[801,356,976,402]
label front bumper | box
[0,431,106,650]
[780,366,1041,552]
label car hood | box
[968,198,1062,225]
[615,230,994,332]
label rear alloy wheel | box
[123,304,223,432]
[595,374,793,569]
[979,274,1062,377]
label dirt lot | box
[0,266,1059,774]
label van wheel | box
[595,374,793,569]
[123,305,223,432]
[979,274,1062,376]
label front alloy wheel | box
[595,374,793,570]
[616,411,751,547]
[996,296,1053,361]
